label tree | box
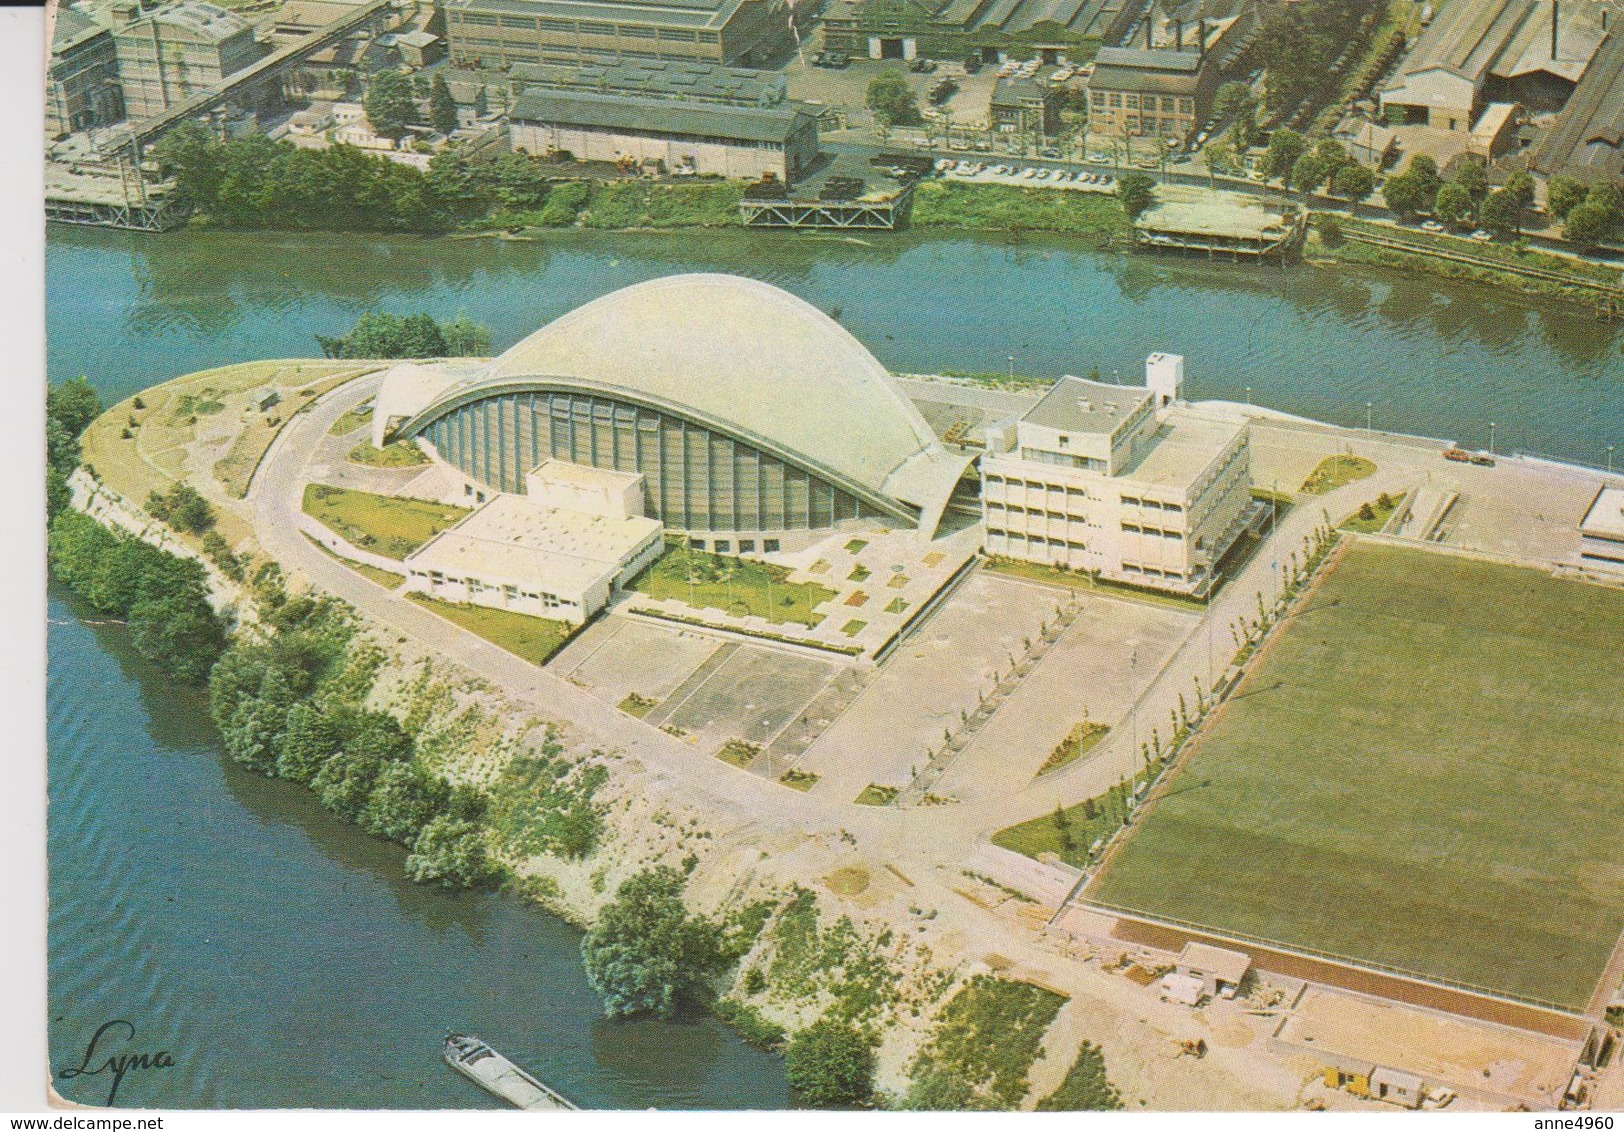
[1433,181,1474,228]
[1117,172,1156,218]
[441,315,492,356]
[1406,154,1441,202]
[128,590,228,685]
[1547,174,1588,221]
[361,762,450,845]
[1502,169,1535,208]
[365,69,417,144]
[1331,162,1375,203]
[785,1020,875,1108]
[580,866,726,1018]
[1289,151,1326,194]
[429,73,459,136]
[48,376,102,439]
[1479,188,1522,235]
[1213,82,1258,147]
[405,814,500,888]
[1382,171,1428,217]
[1452,157,1488,200]
[276,702,341,784]
[147,482,215,533]
[1565,201,1616,246]
[1261,129,1306,182]
[865,70,921,127]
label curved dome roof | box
[475,274,943,496]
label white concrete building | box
[402,485,663,625]
[980,356,1258,597]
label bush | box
[146,482,216,534]
[1035,1041,1121,1110]
[406,813,501,888]
[785,1019,875,1108]
[713,999,787,1051]
[1117,173,1156,218]
[580,866,727,1018]
[538,181,590,227]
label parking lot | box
[934,157,1118,193]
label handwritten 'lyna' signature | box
[58,1019,176,1105]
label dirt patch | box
[825,866,871,896]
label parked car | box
[1020,166,1038,178]
[1421,219,1445,232]
[909,57,938,72]
[1050,67,1073,83]
[1470,229,1492,241]
[821,51,850,68]
[1039,146,1060,158]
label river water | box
[44,223,1624,1109]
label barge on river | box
[443,1031,579,1111]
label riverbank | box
[1305,217,1624,311]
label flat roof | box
[1178,941,1251,982]
[1023,376,1150,435]
[1136,183,1293,240]
[447,0,745,32]
[405,492,661,592]
[1581,486,1624,540]
[1120,406,1247,491]
[510,58,786,105]
[530,457,644,491]
[510,87,816,142]
[1274,987,1578,1108]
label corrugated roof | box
[1094,45,1201,70]
[1531,28,1624,180]
[510,86,814,141]
[510,58,786,104]
[51,7,109,53]
[446,0,745,31]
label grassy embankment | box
[911,182,1133,239]
[628,542,837,628]
[348,440,429,468]
[80,360,369,553]
[406,593,574,665]
[303,531,407,588]
[301,483,469,559]
[490,180,746,232]
[992,768,1155,869]
[907,975,1069,1110]
[1299,454,1375,495]
[1309,217,1624,306]
[1087,542,1624,1009]
[982,556,1208,612]
[1339,490,1406,533]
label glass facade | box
[419,390,883,533]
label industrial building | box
[1377,0,1613,132]
[1530,26,1624,181]
[112,0,265,120]
[1086,47,1209,141]
[48,8,126,139]
[818,0,1128,66]
[508,87,819,179]
[442,0,792,69]
[989,75,1059,134]
[372,275,977,560]
[507,58,790,106]
[979,355,1257,597]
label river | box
[44,223,1624,1109]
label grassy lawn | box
[303,533,405,588]
[1036,1041,1122,1111]
[717,739,760,769]
[983,557,1207,612]
[1036,720,1111,775]
[994,770,1151,868]
[329,403,373,435]
[1300,454,1376,495]
[617,692,659,718]
[302,483,469,560]
[1087,542,1624,1009]
[911,182,1132,239]
[628,544,836,627]
[1340,491,1406,534]
[855,784,898,806]
[406,594,573,665]
[908,976,1069,1110]
[779,768,819,791]
[347,440,428,468]
[579,181,745,228]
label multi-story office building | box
[980,356,1257,596]
[1086,45,1212,142]
[443,0,792,70]
[48,8,126,138]
[112,0,264,120]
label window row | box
[689,537,781,554]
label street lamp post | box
[1609,445,1616,475]
[1489,421,1497,457]
[1007,354,1015,383]
[1365,401,1373,434]
[1244,385,1252,406]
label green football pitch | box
[1088,541,1624,1010]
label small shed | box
[253,389,281,413]
[1370,1066,1425,1108]
[1158,971,1205,1005]
[1176,942,1250,999]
